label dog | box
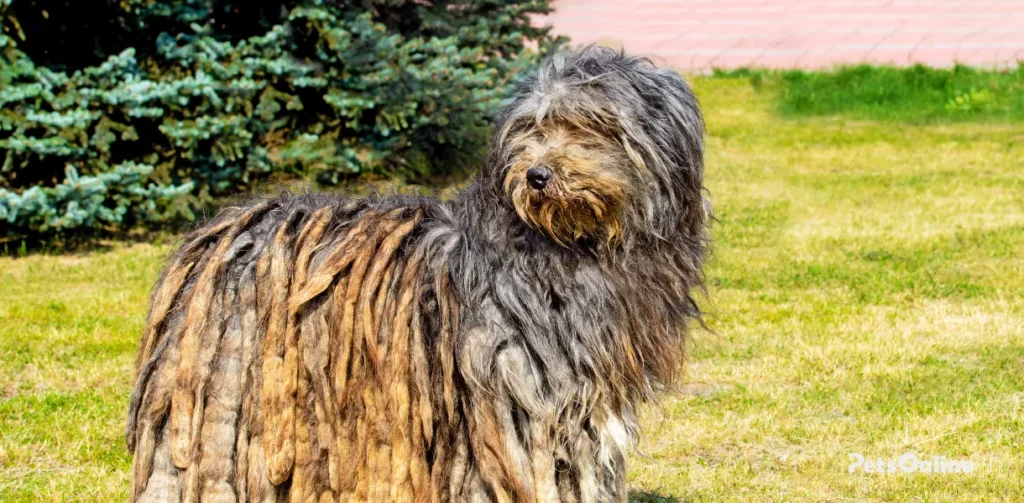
[126,46,709,503]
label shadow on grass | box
[630,489,684,503]
[0,230,178,258]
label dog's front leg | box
[452,300,627,503]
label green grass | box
[716,64,1024,122]
[2,72,1024,501]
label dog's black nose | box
[526,167,552,190]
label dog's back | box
[126,193,463,503]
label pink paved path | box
[540,0,1024,72]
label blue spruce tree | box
[0,0,563,238]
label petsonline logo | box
[848,452,975,474]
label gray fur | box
[127,46,709,503]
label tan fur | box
[169,203,273,469]
[131,204,454,503]
[502,124,631,249]
[261,221,298,485]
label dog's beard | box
[509,176,627,248]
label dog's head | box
[489,46,706,251]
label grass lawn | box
[2,72,1023,502]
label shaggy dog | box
[126,46,709,503]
